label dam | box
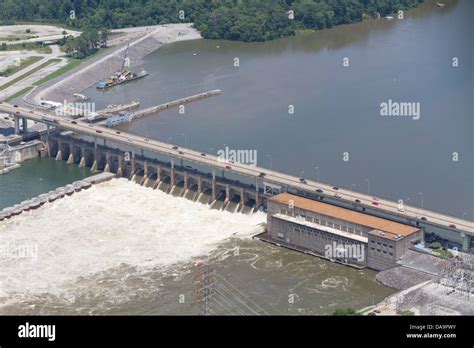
[1,102,472,253]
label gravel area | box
[376,265,434,290]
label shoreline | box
[23,23,202,106]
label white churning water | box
[0,178,266,304]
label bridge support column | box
[197,176,202,193]
[225,185,230,204]
[144,161,148,177]
[461,233,469,252]
[79,145,86,167]
[66,142,74,164]
[170,157,175,185]
[104,153,111,172]
[44,136,51,157]
[240,188,245,205]
[22,117,28,133]
[91,138,98,172]
[56,139,62,161]
[255,178,260,211]
[131,151,136,174]
[14,116,20,134]
[171,168,176,186]
[184,172,188,189]
[117,155,124,177]
[211,167,217,201]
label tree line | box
[0,0,423,42]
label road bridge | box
[1,101,472,251]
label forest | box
[0,0,423,42]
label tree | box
[333,307,359,316]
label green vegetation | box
[0,56,43,77]
[432,248,453,259]
[0,0,423,42]
[33,59,81,86]
[0,58,60,91]
[397,310,415,316]
[332,307,360,316]
[429,242,453,258]
[60,28,110,59]
[0,42,52,54]
[5,86,34,102]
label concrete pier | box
[130,89,221,121]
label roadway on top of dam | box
[1,102,472,236]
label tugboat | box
[96,45,149,90]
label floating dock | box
[130,89,221,120]
[99,101,140,114]
[100,89,221,127]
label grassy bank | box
[0,42,52,54]
[0,56,43,77]
[32,58,82,86]
[5,86,34,101]
[0,58,61,91]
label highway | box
[1,102,473,235]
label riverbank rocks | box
[0,172,115,222]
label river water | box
[0,158,91,210]
[0,0,471,314]
[85,0,473,220]
[0,179,393,315]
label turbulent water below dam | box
[0,178,394,315]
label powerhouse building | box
[267,193,423,270]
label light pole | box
[365,179,370,195]
[301,170,305,179]
[315,166,320,182]
[418,192,424,209]
[267,154,272,170]
[351,184,356,192]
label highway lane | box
[1,102,472,235]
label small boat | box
[96,44,148,90]
[385,16,394,20]
[96,69,148,90]
[436,3,445,7]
